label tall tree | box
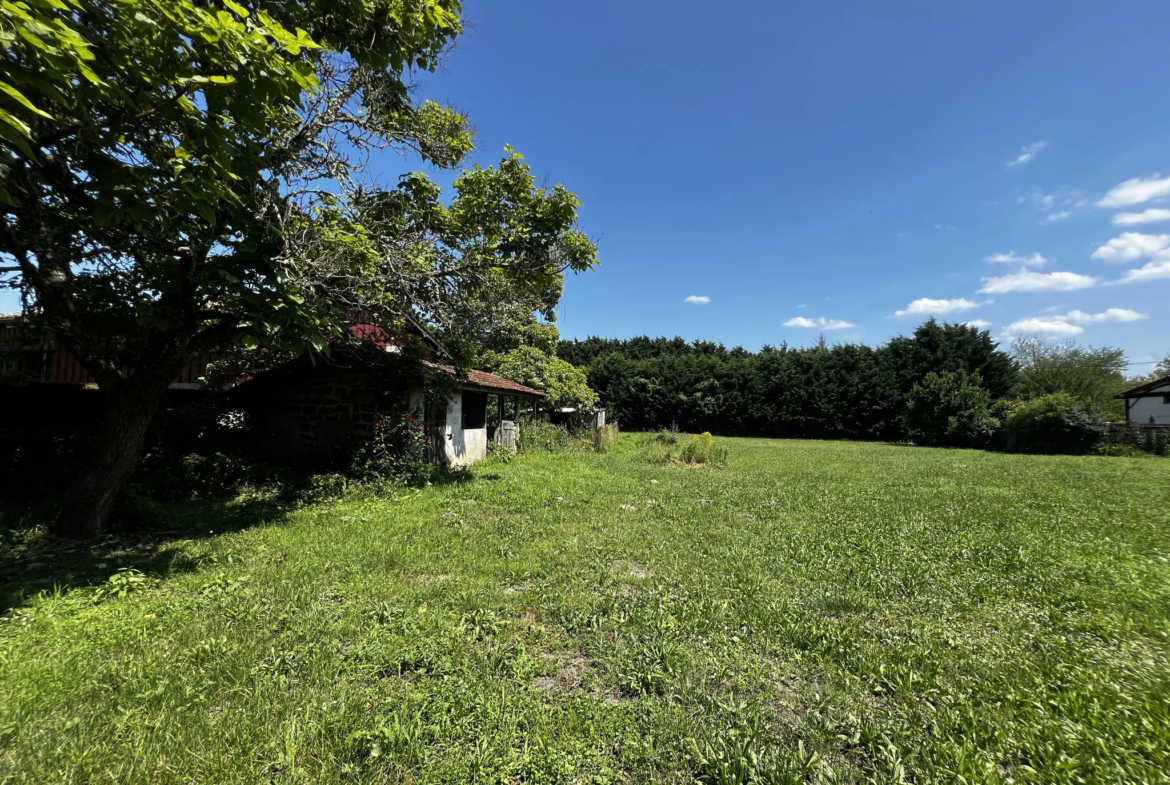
[1011,338,1128,418]
[0,1,595,536]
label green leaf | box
[222,0,249,18]
[0,112,37,158]
[0,81,52,119]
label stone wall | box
[245,367,399,464]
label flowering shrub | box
[348,412,432,487]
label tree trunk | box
[53,376,171,539]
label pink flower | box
[406,415,411,421]
[378,419,384,425]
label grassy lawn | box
[2,437,1169,784]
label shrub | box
[681,432,714,464]
[518,421,575,453]
[642,431,727,466]
[1003,393,1107,454]
[904,370,1000,448]
[1141,429,1168,457]
[347,413,431,487]
[133,451,284,501]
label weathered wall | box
[432,390,487,467]
[1128,383,1170,423]
[246,367,388,465]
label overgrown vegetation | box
[640,428,728,467]
[1002,393,1109,455]
[2,437,1167,782]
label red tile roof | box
[427,363,546,397]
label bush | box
[681,432,721,465]
[1003,393,1107,454]
[642,431,727,466]
[133,451,285,501]
[904,370,1000,448]
[347,413,431,487]
[1141,429,1169,457]
[518,421,574,452]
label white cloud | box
[1031,192,1057,210]
[1118,260,1170,284]
[893,297,987,317]
[1064,308,1147,323]
[1045,211,1072,222]
[1112,208,1170,225]
[979,270,1098,293]
[962,320,991,329]
[1003,318,1085,337]
[983,251,1047,266]
[783,316,855,330]
[684,295,710,304]
[1098,174,1170,208]
[1007,141,1047,167]
[1090,232,1170,263]
[935,224,956,231]
[1029,188,1084,214]
[1003,308,1147,336]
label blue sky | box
[6,2,1167,369]
[407,0,1170,369]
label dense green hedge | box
[559,320,1017,442]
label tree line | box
[559,321,1166,442]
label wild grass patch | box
[1,436,1168,782]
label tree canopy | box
[480,345,598,414]
[1010,338,1128,418]
[0,0,596,535]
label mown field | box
[1,437,1168,784]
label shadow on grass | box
[428,468,502,486]
[0,494,289,615]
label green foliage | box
[680,432,727,465]
[904,370,1000,448]
[347,413,431,488]
[1004,393,1108,454]
[480,345,598,413]
[593,422,619,453]
[517,420,574,453]
[0,0,597,536]
[1124,351,1170,386]
[1012,338,1129,419]
[1140,429,1169,457]
[642,430,728,466]
[689,707,820,785]
[91,567,149,603]
[560,319,1015,441]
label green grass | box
[2,437,1169,784]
